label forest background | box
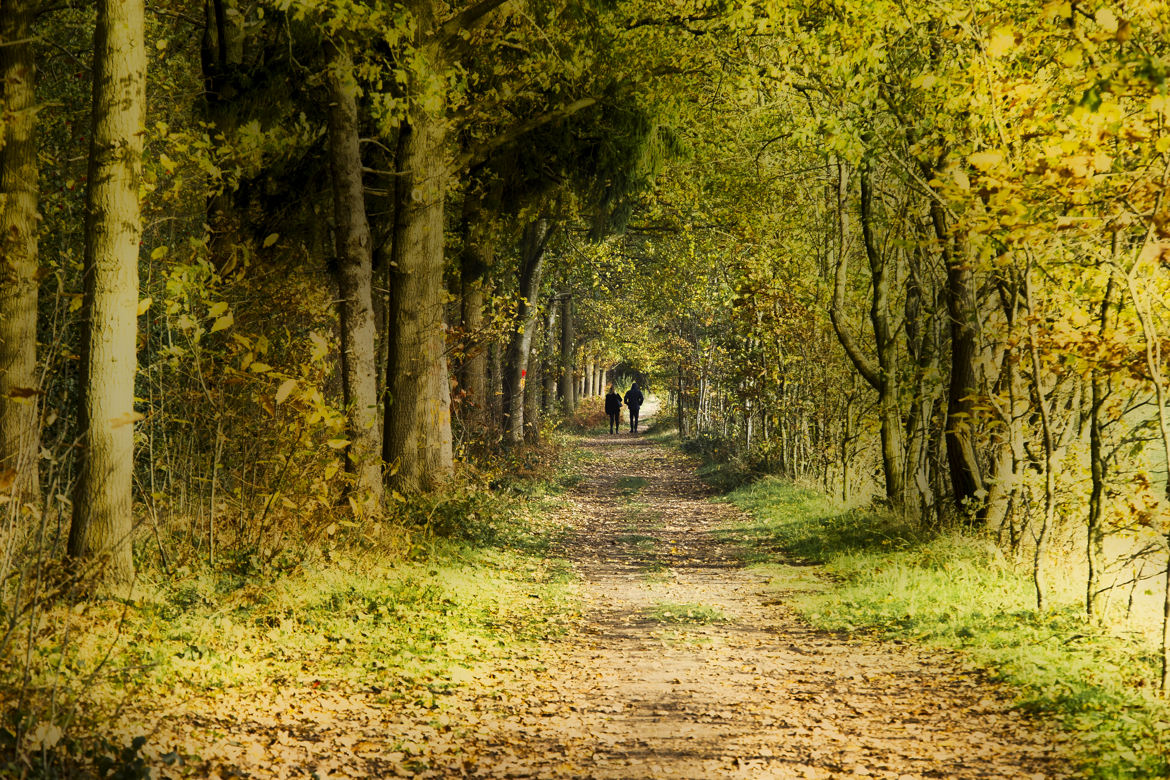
[4,0,1170,775]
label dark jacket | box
[605,391,622,414]
[624,386,644,409]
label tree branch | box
[623,12,721,34]
[828,160,881,390]
[440,0,511,45]
[457,96,597,171]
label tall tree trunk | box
[502,218,551,444]
[828,161,904,507]
[202,0,245,273]
[524,319,543,443]
[1087,261,1116,619]
[457,200,491,427]
[1024,268,1056,611]
[384,102,454,492]
[559,294,575,415]
[932,201,985,519]
[326,44,381,509]
[69,0,146,590]
[859,167,905,506]
[0,0,40,502]
[488,340,503,428]
[541,298,557,415]
[903,245,941,521]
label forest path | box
[467,416,1073,778]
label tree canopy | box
[6,0,1170,771]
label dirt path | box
[142,415,1076,779]
[465,423,1074,779]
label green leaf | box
[210,313,234,333]
[275,379,297,404]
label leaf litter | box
[450,415,1074,778]
[101,410,1073,778]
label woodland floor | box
[143,408,1078,779]
[454,426,1075,779]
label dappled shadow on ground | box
[460,419,1075,779]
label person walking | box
[604,385,623,434]
[624,381,644,433]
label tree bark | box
[502,217,551,444]
[69,0,147,590]
[524,318,543,443]
[559,294,576,415]
[457,199,491,427]
[827,162,880,389]
[931,200,985,519]
[384,98,454,492]
[541,298,557,414]
[326,44,382,509]
[1087,259,1116,619]
[1024,268,1055,611]
[202,0,245,273]
[0,0,40,502]
[903,244,941,520]
[827,160,904,507]
[859,166,905,506]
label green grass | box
[4,463,580,778]
[646,601,730,625]
[639,562,671,581]
[615,533,659,551]
[618,501,662,528]
[724,476,1170,779]
[616,475,649,494]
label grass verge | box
[723,476,1170,779]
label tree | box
[383,105,454,491]
[455,190,494,432]
[0,0,40,503]
[384,0,514,493]
[502,214,553,444]
[325,41,381,509]
[201,0,246,273]
[559,293,576,415]
[68,0,146,590]
[828,161,906,508]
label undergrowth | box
[1,448,578,778]
[723,476,1170,779]
[563,397,608,434]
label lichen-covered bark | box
[559,294,576,415]
[69,0,146,589]
[0,0,40,502]
[326,45,382,508]
[384,71,453,492]
[503,218,550,444]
